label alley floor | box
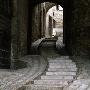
[0,38,90,90]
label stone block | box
[46,71,76,76]
[49,63,76,67]
[25,84,63,90]
[41,75,74,80]
[48,60,72,63]
[48,68,77,72]
[34,80,68,85]
[49,65,76,69]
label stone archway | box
[6,0,90,69]
[30,1,65,41]
[45,4,63,38]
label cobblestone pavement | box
[63,79,90,90]
[0,55,47,90]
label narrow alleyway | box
[0,38,90,90]
[23,39,77,90]
[0,1,90,90]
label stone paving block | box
[41,75,74,80]
[46,71,76,76]
[25,84,63,90]
[57,56,69,58]
[47,58,71,61]
[48,60,72,63]
[49,65,76,69]
[63,79,90,90]
[0,55,47,90]
[48,68,77,72]
[49,64,76,68]
[47,56,69,59]
[34,80,68,85]
[49,62,76,66]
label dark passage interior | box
[0,0,90,68]
[0,0,90,90]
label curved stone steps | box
[24,56,77,90]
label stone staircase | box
[23,56,77,90]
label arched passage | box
[0,0,90,69]
[45,5,63,39]
[29,1,65,42]
[28,0,90,58]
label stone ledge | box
[31,38,45,54]
[56,37,65,50]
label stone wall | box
[0,0,11,68]
[31,2,56,41]
[11,0,28,61]
[18,0,28,57]
[32,4,42,42]
[31,0,90,59]
[11,0,28,69]
[31,3,47,42]
[65,0,90,58]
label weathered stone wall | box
[65,0,90,58]
[11,0,28,61]
[31,2,56,42]
[0,0,11,68]
[18,0,28,57]
[32,4,42,42]
[31,3,47,42]
[48,16,53,37]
